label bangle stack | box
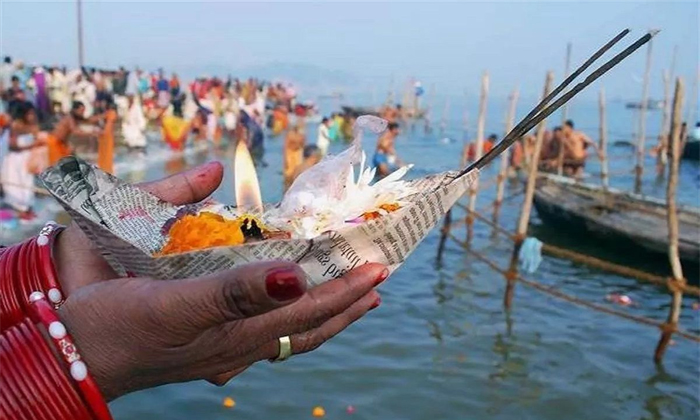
[0,222,65,328]
[0,318,95,420]
[27,292,113,420]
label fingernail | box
[266,267,305,301]
[370,296,382,310]
[374,268,390,286]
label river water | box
[3,94,699,419]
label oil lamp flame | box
[234,141,263,213]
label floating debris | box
[605,293,632,306]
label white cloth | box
[317,124,330,155]
[122,101,147,148]
[71,80,96,117]
[1,133,35,212]
[0,63,14,91]
[125,72,140,96]
[48,70,69,113]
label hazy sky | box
[1,1,698,101]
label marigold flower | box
[160,212,245,255]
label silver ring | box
[271,336,292,363]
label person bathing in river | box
[316,117,331,156]
[462,133,497,165]
[283,124,305,191]
[47,101,98,165]
[373,122,402,180]
[561,119,600,177]
[1,101,43,222]
[290,144,322,183]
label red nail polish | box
[374,268,390,286]
[266,268,304,301]
[370,296,382,310]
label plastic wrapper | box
[40,116,477,286]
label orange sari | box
[47,134,71,166]
[98,109,117,174]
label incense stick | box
[460,29,657,176]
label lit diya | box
[40,115,476,283]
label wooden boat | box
[533,174,700,265]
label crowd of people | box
[0,55,318,224]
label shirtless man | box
[561,119,600,177]
[373,122,402,179]
[48,101,99,164]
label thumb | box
[167,261,308,329]
[137,161,223,205]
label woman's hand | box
[53,161,225,294]
[59,261,386,401]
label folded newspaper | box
[40,116,477,286]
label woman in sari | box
[1,101,43,222]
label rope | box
[448,203,700,297]
[448,232,700,343]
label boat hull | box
[533,175,700,268]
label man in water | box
[48,101,98,164]
[290,144,322,182]
[316,117,331,156]
[539,126,564,170]
[373,122,402,179]
[561,119,600,177]
[462,133,497,164]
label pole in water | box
[561,42,573,124]
[634,32,655,194]
[493,88,519,227]
[599,88,609,190]
[654,77,685,363]
[466,72,489,243]
[505,71,554,309]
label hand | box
[59,261,386,401]
[54,161,224,295]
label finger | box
[234,263,388,346]
[164,261,308,329]
[206,365,250,386]
[248,290,381,363]
[137,161,223,205]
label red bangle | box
[0,223,65,330]
[19,321,94,420]
[0,318,94,420]
[28,293,113,420]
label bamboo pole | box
[504,71,553,308]
[654,77,685,363]
[561,42,572,124]
[466,72,489,243]
[599,88,609,190]
[493,88,519,225]
[634,36,654,194]
[657,70,671,169]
